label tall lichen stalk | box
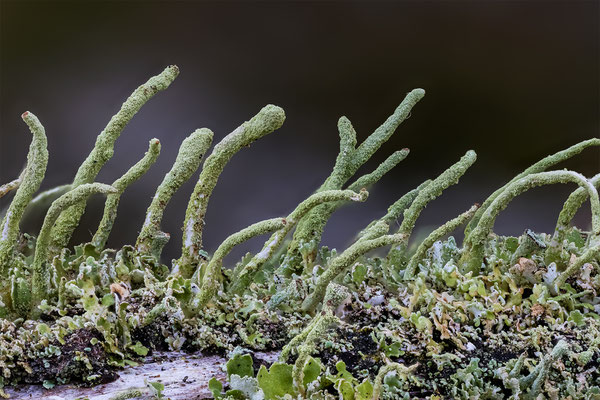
[1,65,599,399]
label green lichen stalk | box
[302,232,407,312]
[388,150,477,267]
[32,183,116,308]
[92,138,161,250]
[179,105,286,273]
[463,170,600,274]
[229,189,369,295]
[136,129,213,260]
[546,173,600,263]
[464,138,600,236]
[286,89,424,264]
[404,203,479,280]
[48,65,179,256]
[192,217,287,310]
[0,112,48,273]
[0,178,21,199]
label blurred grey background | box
[1,0,599,264]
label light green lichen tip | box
[404,203,479,280]
[32,183,117,307]
[465,138,600,236]
[228,188,369,294]
[136,128,213,259]
[287,89,424,262]
[48,65,180,255]
[179,104,286,272]
[192,217,287,310]
[92,138,161,249]
[0,111,48,273]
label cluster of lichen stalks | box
[0,66,599,399]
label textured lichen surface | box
[0,66,599,400]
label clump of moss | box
[0,66,599,400]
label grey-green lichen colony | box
[0,65,599,399]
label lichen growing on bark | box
[0,65,599,400]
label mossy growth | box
[0,66,599,400]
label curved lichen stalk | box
[92,138,161,249]
[47,65,180,257]
[464,138,600,237]
[0,112,48,273]
[463,170,600,275]
[22,184,72,216]
[302,231,407,312]
[136,129,213,260]
[228,189,369,295]
[178,105,286,274]
[388,150,477,270]
[285,89,424,266]
[358,180,431,239]
[404,203,479,279]
[545,173,600,263]
[31,183,117,308]
[190,218,287,311]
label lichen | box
[0,65,599,400]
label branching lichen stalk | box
[136,129,213,260]
[0,112,48,273]
[302,232,407,312]
[48,66,179,256]
[287,90,424,262]
[92,138,161,249]
[404,203,479,280]
[228,189,368,295]
[388,150,477,264]
[288,149,410,253]
[32,183,117,307]
[359,180,431,239]
[179,105,286,272]
[347,149,410,192]
[192,217,287,310]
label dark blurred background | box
[1,0,599,264]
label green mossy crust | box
[0,66,599,400]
